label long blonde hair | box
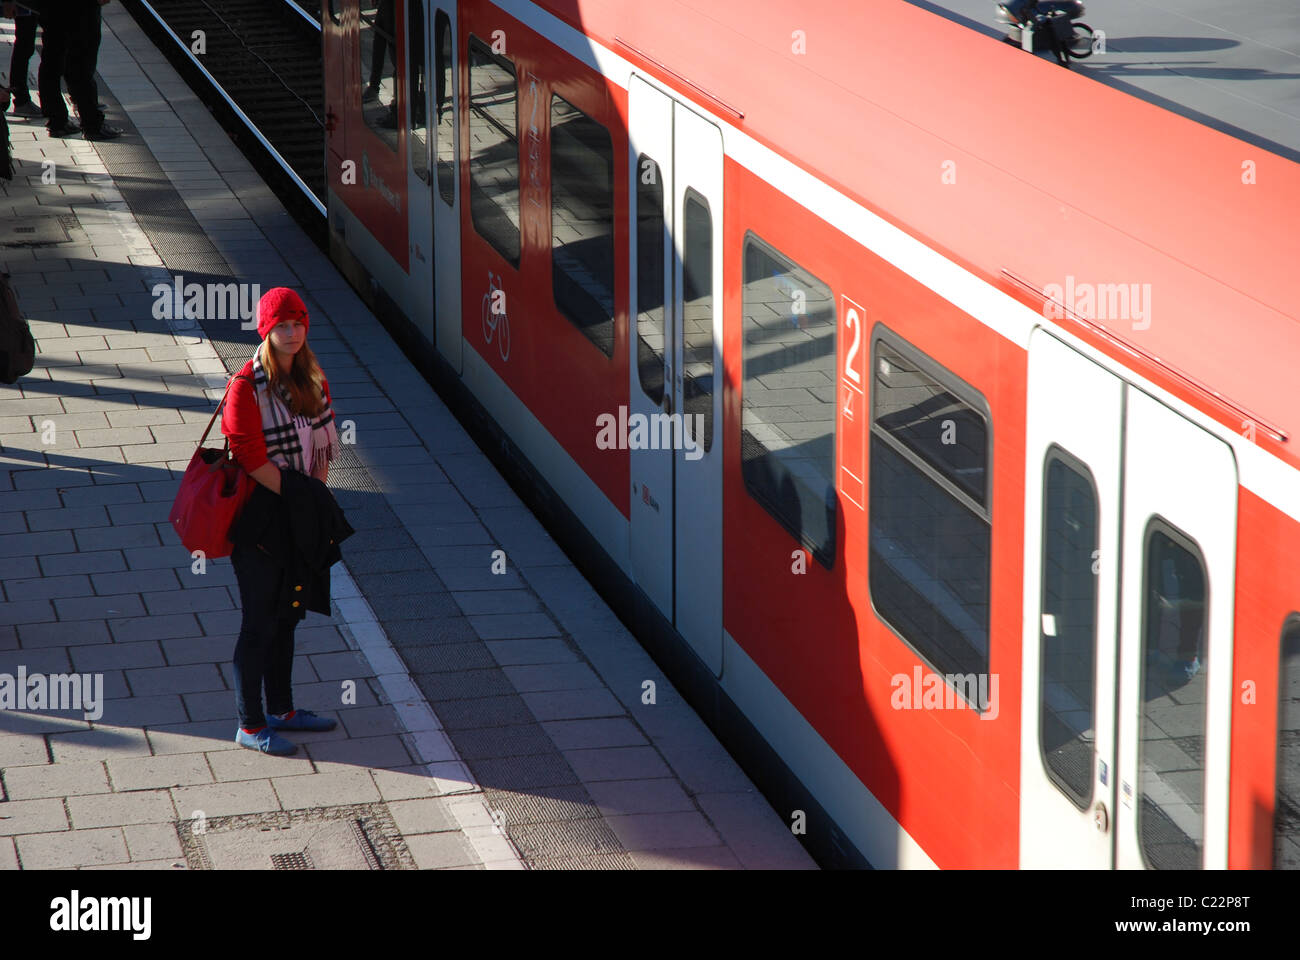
[259,337,327,417]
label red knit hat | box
[256,287,309,340]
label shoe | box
[266,709,337,732]
[235,725,298,755]
[83,123,122,141]
[11,99,42,118]
[47,120,81,138]
[1182,656,1202,681]
[363,83,380,102]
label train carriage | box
[320,0,1300,868]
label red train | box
[318,0,1300,868]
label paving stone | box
[404,831,479,869]
[111,612,204,644]
[54,593,147,621]
[123,822,183,861]
[205,748,313,782]
[386,797,459,836]
[0,736,50,768]
[522,689,627,722]
[694,791,816,869]
[503,662,604,693]
[383,617,481,649]
[562,746,674,783]
[371,766,448,802]
[414,668,514,702]
[172,779,282,819]
[73,523,160,551]
[125,662,224,696]
[452,590,541,616]
[1,573,93,602]
[94,695,188,727]
[145,719,242,756]
[0,598,56,626]
[0,836,16,869]
[108,753,214,791]
[68,789,177,828]
[307,734,413,770]
[627,846,743,870]
[397,642,496,674]
[15,827,127,867]
[337,704,404,738]
[16,620,111,647]
[272,768,381,809]
[448,723,558,760]
[2,760,110,800]
[584,778,698,817]
[93,568,179,595]
[465,752,579,791]
[540,718,650,751]
[39,550,128,576]
[142,586,233,615]
[69,640,165,672]
[58,483,144,507]
[23,504,111,532]
[602,811,722,852]
[48,727,152,763]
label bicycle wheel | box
[1068,22,1095,59]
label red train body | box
[320,0,1300,868]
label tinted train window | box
[868,333,991,685]
[1276,616,1300,869]
[551,95,615,356]
[636,155,665,406]
[682,192,713,452]
[435,10,454,206]
[328,0,340,25]
[1138,522,1208,870]
[359,1,399,152]
[467,36,519,266]
[740,234,836,566]
[1039,451,1099,809]
[408,0,427,181]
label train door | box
[430,4,461,371]
[1021,329,1237,868]
[627,76,724,676]
[406,0,433,343]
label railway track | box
[120,0,326,228]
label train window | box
[740,234,836,567]
[1137,521,1208,870]
[328,0,340,25]
[868,331,991,687]
[408,0,427,181]
[467,36,520,266]
[1275,616,1300,869]
[636,156,665,406]
[434,10,455,206]
[359,1,400,152]
[550,95,615,356]
[1039,450,1099,810]
[682,191,713,452]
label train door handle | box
[1094,801,1109,833]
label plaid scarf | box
[251,351,338,476]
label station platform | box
[0,7,815,871]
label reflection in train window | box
[434,10,454,206]
[408,0,427,181]
[467,36,519,266]
[359,1,399,152]
[868,333,991,685]
[635,155,665,406]
[328,0,340,25]
[1138,522,1208,869]
[551,95,614,356]
[1275,616,1300,869]
[681,191,712,452]
[740,234,836,567]
[1039,451,1099,810]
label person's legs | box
[231,543,283,729]
[10,14,37,106]
[37,12,70,130]
[263,615,298,719]
[62,2,103,133]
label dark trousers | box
[9,14,37,105]
[231,542,298,729]
[38,3,102,131]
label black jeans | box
[231,542,298,729]
[38,3,103,131]
[9,14,37,105]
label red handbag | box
[168,374,254,559]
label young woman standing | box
[222,287,341,755]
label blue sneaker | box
[235,726,298,755]
[266,709,337,732]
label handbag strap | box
[197,372,252,450]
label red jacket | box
[221,358,332,474]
